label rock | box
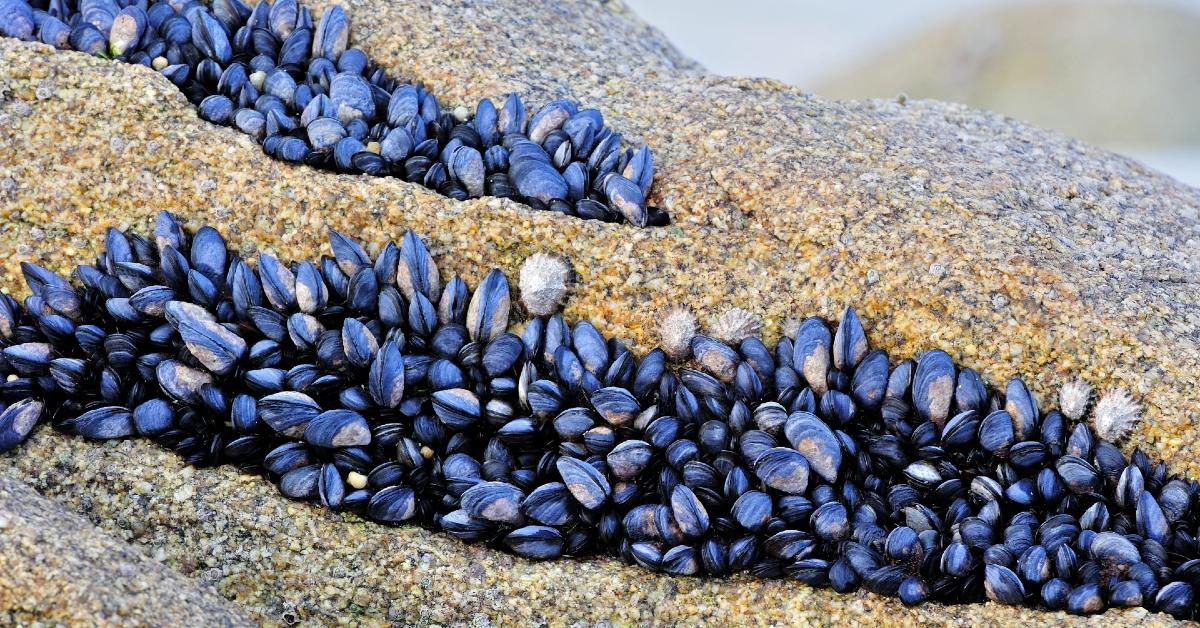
[0,473,255,626]
[0,0,1198,623]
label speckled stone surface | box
[0,0,1199,623]
[0,473,255,626]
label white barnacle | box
[518,252,572,317]
[782,318,802,340]
[660,306,697,361]
[710,307,762,346]
[1058,378,1093,422]
[1093,388,1141,444]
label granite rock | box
[1,0,1199,624]
[0,473,256,625]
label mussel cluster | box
[0,212,1198,620]
[0,0,664,226]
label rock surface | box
[0,473,255,625]
[0,0,1199,623]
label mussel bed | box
[0,0,665,226]
[0,212,1197,619]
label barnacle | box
[519,252,572,317]
[658,305,697,361]
[1093,387,1142,444]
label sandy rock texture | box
[0,473,256,625]
[1,0,1199,624]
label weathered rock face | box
[0,473,256,625]
[0,0,1199,623]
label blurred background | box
[624,0,1200,187]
